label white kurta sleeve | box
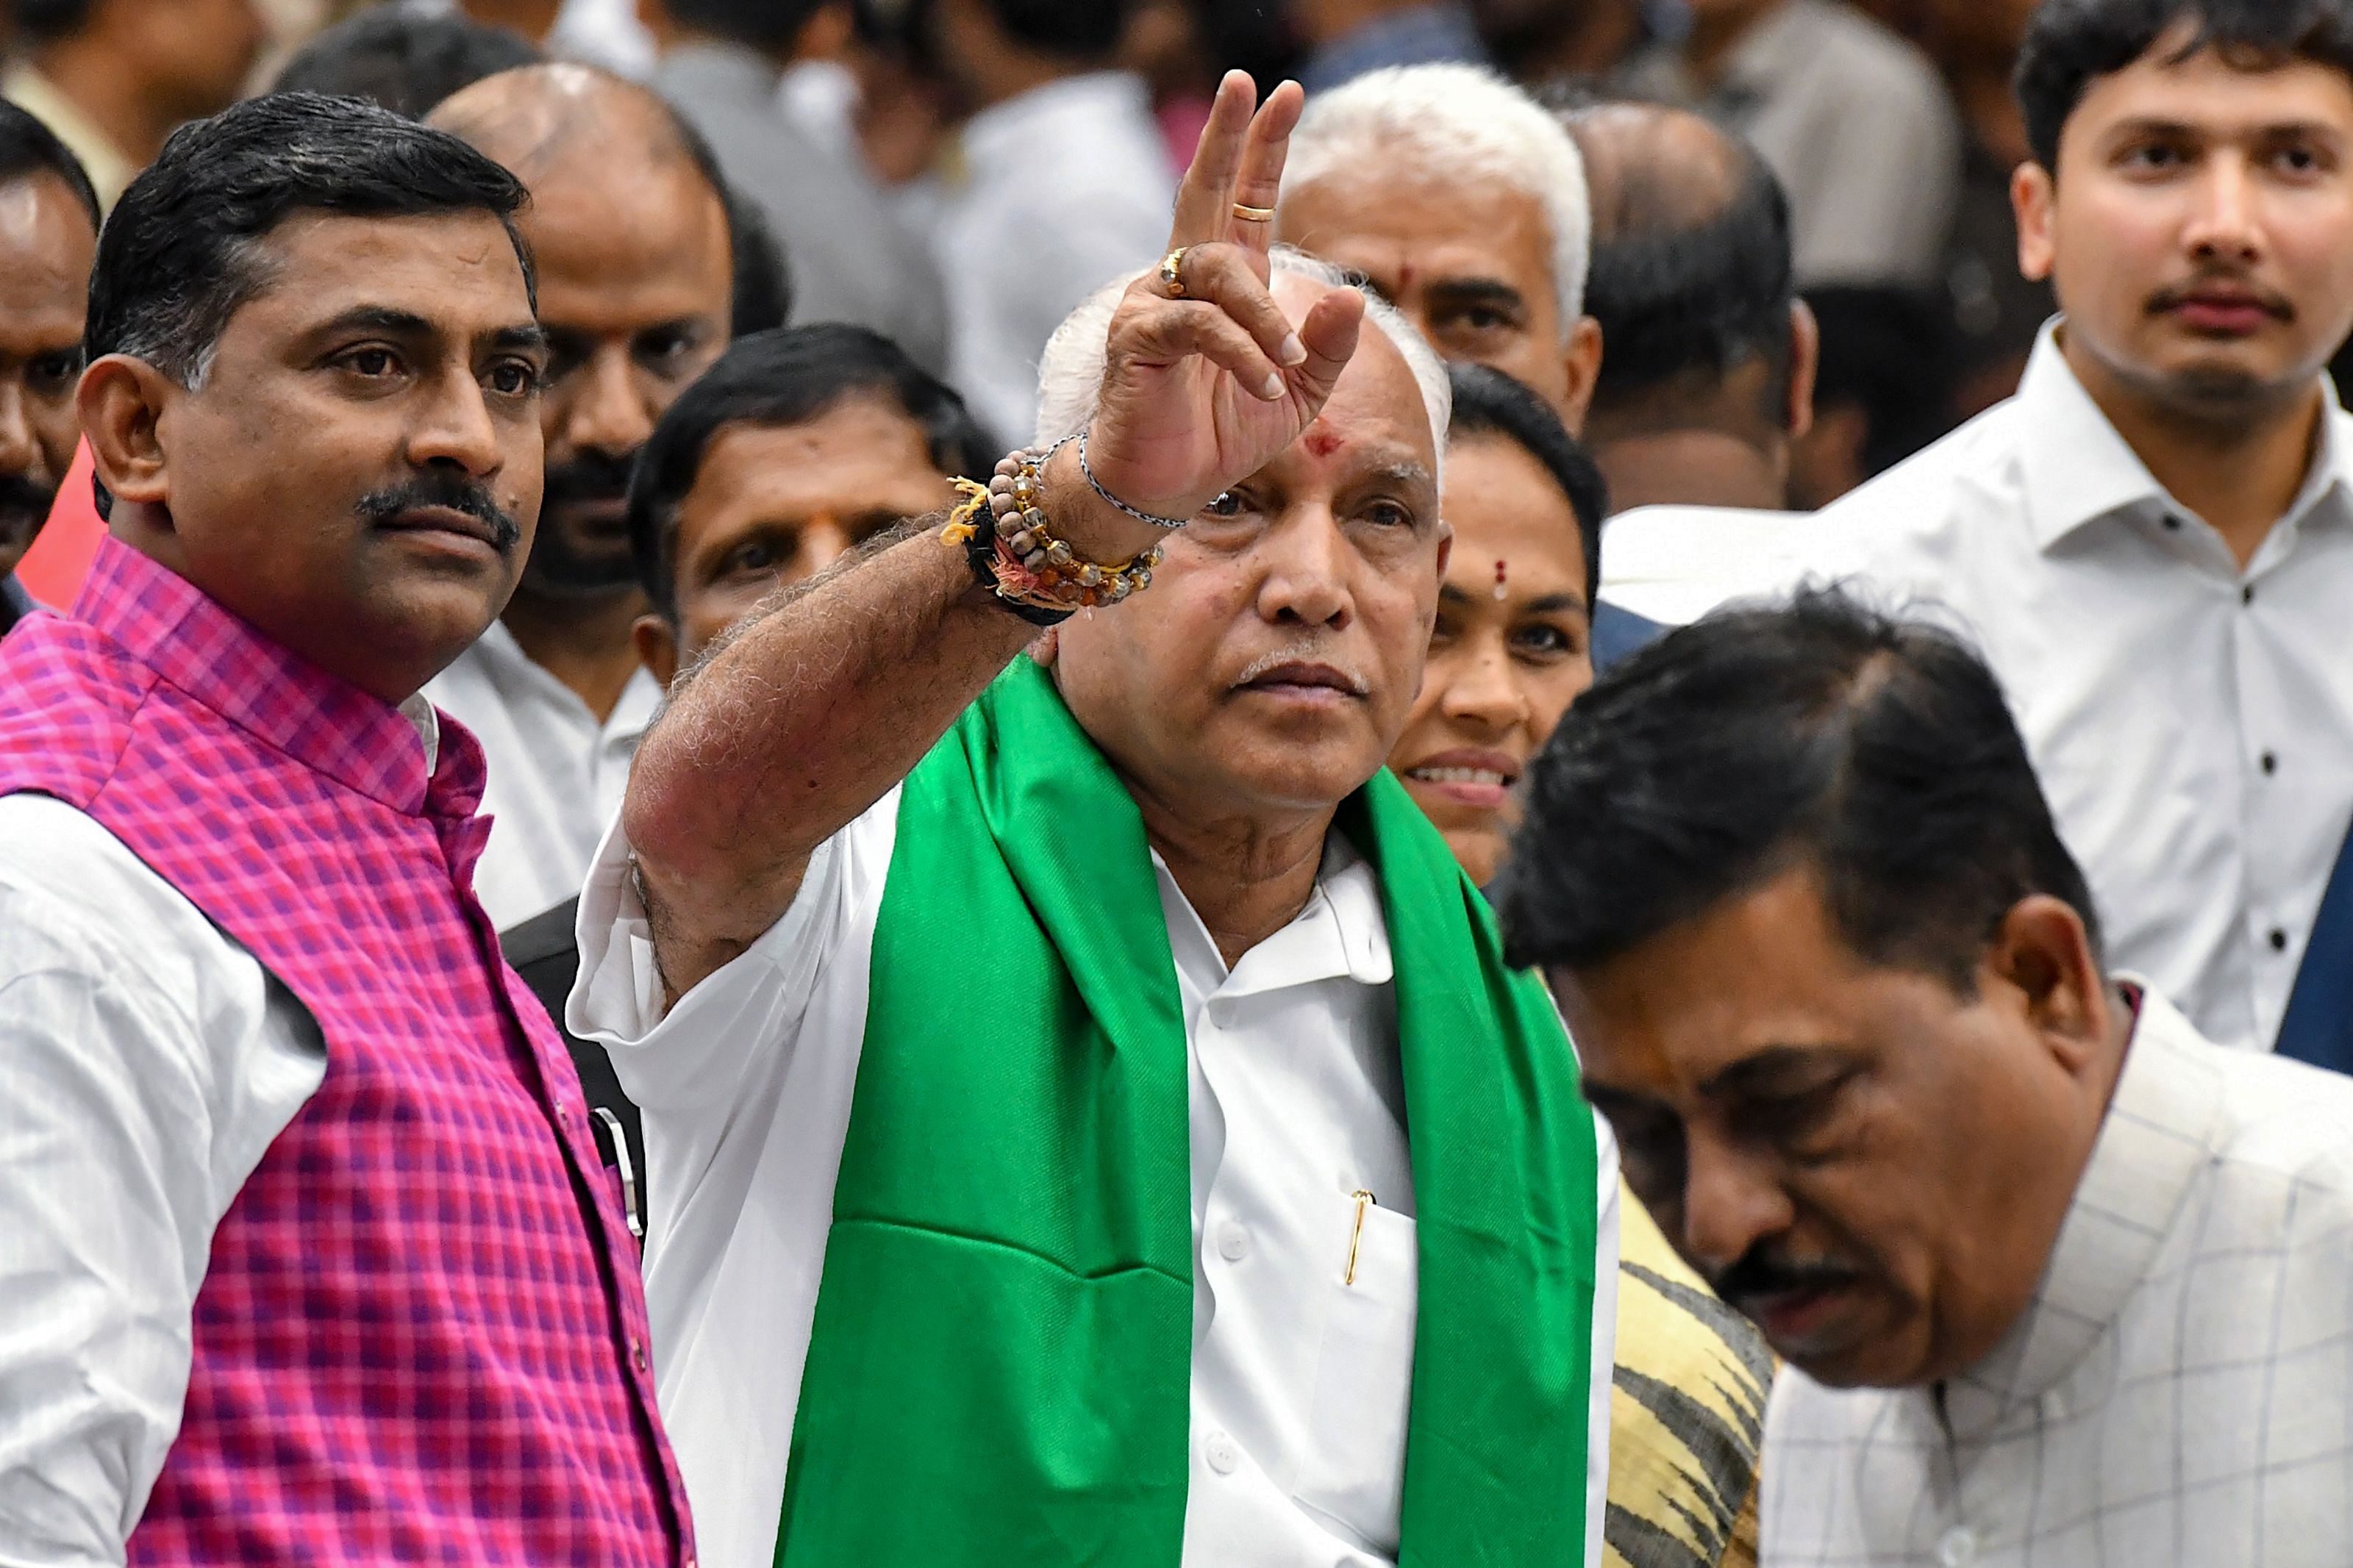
[0,798,320,1568]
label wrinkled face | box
[138,0,269,121]
[521,146,731,599]
[1280,170,1582,418]
[639,395,957,684]
[0,173,95,577]
[1388,432,1591,886]
[2019,36,2353,417]
[121,210,546,701]
[1555,871,2099,1389]
[1056,286,1446,826]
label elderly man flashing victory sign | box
[574,74,1618,1568]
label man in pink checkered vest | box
[0,92,693,1566]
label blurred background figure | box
[271,5,542,115]
[1613,0,1960,293]
[637,0,949,370]
[1565,97,1815,513]
[1471,0,1657,84]
[3,0,268,208]
[1290,0,1486,91]
[0,99,97,635]
[1279,62,1602,428]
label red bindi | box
[1303,427,1343,459]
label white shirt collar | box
[1943,984,2222,1436]
[466,617,664,745]
[1154,831,1394,1000]
[399,692,441,777]
[2015,319,2353,554]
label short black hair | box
[15,0,99,46]
[1444,362,1607,608]
[904,0,1131,62]
[1583,138,1797,432]
[88,93,534,390]
[665,0,833,52]
[270,9,545,120]
[1499,587,2104,993]
[627,323,990,620]
[0,99,101,233]
[1806,285,1957,481]
[2017,0,2353,173]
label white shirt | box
[1763,987,2353,1567]
[1813,328,2353,1053]
[424,620,662,931]
[569,792,1619,1568]
[930,72,1176,445]
[1599,505,1828,629]
[0,699,436,1563]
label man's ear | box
[2013,162,2057,284]
[1986,893,2110,1075]
[1557,315,1604,435]
[1785,298,1820,443]
[633,612,679,689]
[78,354,175,518]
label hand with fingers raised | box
[1045,71,1365,566]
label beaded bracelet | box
[943,440,1163,620]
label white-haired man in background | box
[1277,61,1603,429]
[568,74,1618,1568]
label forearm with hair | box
[624,514,1038,998]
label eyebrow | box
[2104,115,2345,143]
[1438,585,1590,611]
[1697,1045,1860,1100]
[1423,276,1529,314]
[309,306,546,355]
[490,323,550,354]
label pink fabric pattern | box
[0,539,693,1566]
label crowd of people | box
[0,1,2349,1566]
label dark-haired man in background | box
[503,321,990,1209]
[638,0,950,370]
[1564,99,1815,514]
[270,5,544,119]
[1820,0,2353,1062]
[2,0,264,209]
[0,93,689,1564]
[1502,587,2353,1566]
[425,63,786,929]
[0,101,99,637]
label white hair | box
[1033,248,1452,484]
[1281,62,1591,333]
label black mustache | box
[1709,1245,1867,1311]
[357,474,521,551]
[543,450,636,507]
[2147,272,2296,320]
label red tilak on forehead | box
[1303,426,1343,459]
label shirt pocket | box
[1290,1191,1418,1554]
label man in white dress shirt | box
[422,64,772,928]
[1815,0,2353,1056]
[572,76,1618,1568]
[1502,587,2353,1568]
[921,0,1175,446]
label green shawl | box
[776,656,1599,1565]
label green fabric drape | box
[777,656,1599,1566]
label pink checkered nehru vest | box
[0,540,694,1566]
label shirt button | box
[1205,1431,1239,1475]
[1937,1526,1978,1567]
[1217,1222,1249,1261]
[2261,751,2279,776]
[632,1337,649,1373]
[2242,584,2256,605]
[2163,515,2183,531]
[2271,928,2290,952]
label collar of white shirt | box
[1941,984,2222,1440]
[2014,321,2353,556]
[461,617,663,744]
[1153,832,1395,1000]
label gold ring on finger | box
[1159,246,1193,298]
[1230,203,1277,223]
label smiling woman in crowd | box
[1388,362,1604,887]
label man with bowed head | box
[1502,589,2353,1566]
[572,73,1618,1568]
[0,95,690,1562]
